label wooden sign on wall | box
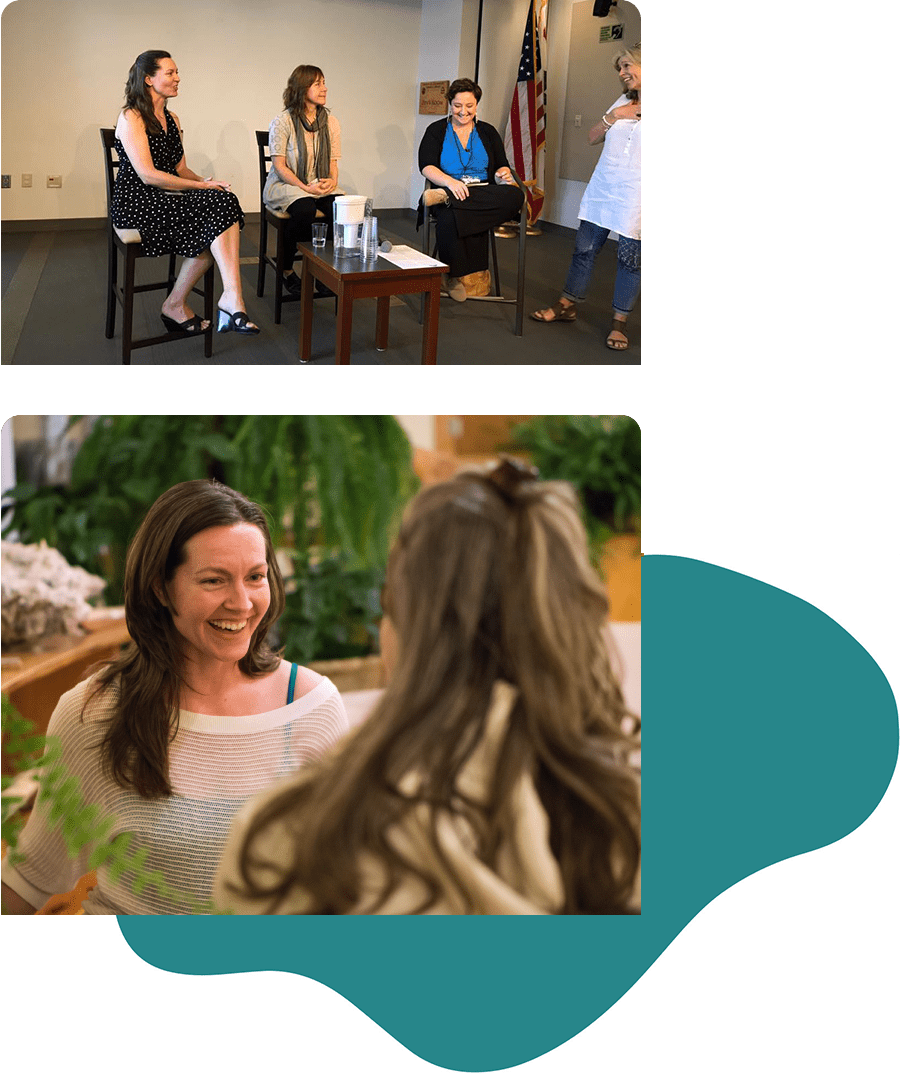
[419,81,449,115]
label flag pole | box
[474,0,484,84]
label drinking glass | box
[312,223,327,249]
[361,217,379,260]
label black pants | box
[284,194,337,263]
[432,184,524,277]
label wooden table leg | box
[335,287,354,365]
[299,259,314,363]
[421,277,440,365]
[375,296,390,352]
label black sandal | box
[217,309,260,335]
[283,271,302,296]
[161,313,207,334]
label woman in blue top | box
[417,79,524,302]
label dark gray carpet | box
[1,211,639,365]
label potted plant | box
[3,416,418,682]
[508,416,640,620]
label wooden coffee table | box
[298,242,445,365]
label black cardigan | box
[416,118,511,229]
[418,117,510,176]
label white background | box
[108,559,895,1071]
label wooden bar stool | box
[100,128,213,365]
[255,130,331,324]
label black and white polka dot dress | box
[111,111,244,258]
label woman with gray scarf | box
[264,65,343,295]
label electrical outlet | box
[574,115,582,128]
[1,175,10,189]
[22,173,32,188]
[47,174,62,188]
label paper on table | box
[377,245,447,270]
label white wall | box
[0,0,637,228]
[0,0,425,220]
[1,419,16,513]
[407,0,481,209]
[394,415,435,450]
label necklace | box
[451,121,478,171]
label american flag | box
[504,0,548,226]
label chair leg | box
[204,264,214,358]
[122,246,137,365]
[515,206,527,337]
[490,231,502,297]
[167,252,177,292]
[274,222,286,325]
[105,235,117,339]
[257,215,268,297]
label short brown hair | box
[446,78,482,104]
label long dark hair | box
[232,467,641,913]
[93,480,285,799]
[123,50,172,135]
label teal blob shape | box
[118,556,898,1071]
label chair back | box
[256,130,272,208]
[99,128,119,218]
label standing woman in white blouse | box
[263,65,342,295]
[532,44,641,351]
[0,480,349,914]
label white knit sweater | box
[1,673,349,914]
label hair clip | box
[485,456,539,502]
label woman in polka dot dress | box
[112,51,259,336]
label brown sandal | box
[530,300,576,323]
[606,317,629,350]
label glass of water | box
[312,223,327,249]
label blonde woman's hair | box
[614,42,641,101]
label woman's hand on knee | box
[447,180,469,201]
[494,167,513,185]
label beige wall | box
[0,0,425,220]
[0,0,635,229]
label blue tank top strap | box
[286,662,299,704]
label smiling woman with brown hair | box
[215,461,640,915]
[263,64,343,296]
[0,480,349,914]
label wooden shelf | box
[2,618,130,771]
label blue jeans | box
[562,221,640,316]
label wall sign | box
[599,21,625,42]
[419,81,449,115]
